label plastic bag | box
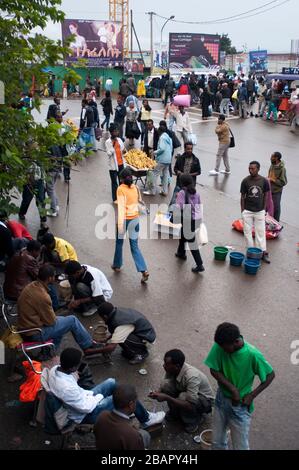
[196,223,208,245]
[185,133,197,146]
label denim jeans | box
[220,98,230,116]
[19,179,47,222]
[48,283,60,311]
[82,378,150,424]
[46,171,60,211]
[113,219,147,272]
[212,388,252,450]
[102,114,110,131]
[109,165,124,202]
[29,315,93,350]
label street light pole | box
[146,12,156,73]
[160,15,175,47]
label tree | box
[219,34,237,55]
[0,0,80,214]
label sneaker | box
[55,206,60,212]
[175,253,187,261]
[142,411,166,429]
[141,271,149,284]
[129,352,149,365]
[47,210,58,217]
[143,191,155,196]
[81,306,98,317]
[184,423,198,434]
[192,265,205,273]
[209,170,220,176]
[111,266,121,272]
[262,252,271,264]
[220,170,231,175]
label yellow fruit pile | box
[65,119,79,139]
[125,149,157,170]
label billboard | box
[154,42,169,70]
[123,59,144,75]
[249,50,268,73]
[235,53,249,76]
[62,19,123,67]
[169,33,220,73]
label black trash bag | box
[77,362,95,390]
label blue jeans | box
[212,388,252,450]
[82,378,150,424]
[48,284,60,311]
[29,316,93,350]
[113,219,147,273]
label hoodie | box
[268,161,287,193]
[155,132,173,165]
[42,365,103,424]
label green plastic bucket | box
[214,246,229,261]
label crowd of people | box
[1,67,293,451]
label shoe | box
[83,342,104,357]
[129,352,149,365]
[19,214,26,220]
[47,210,58,217]
[262,253,271,264]
[255,114,259,118]
[209,170,220,176]
[111,266,121,272]
[250,112,254,117]
[143,191,155,196]
[55,206,60,212]
[142,411,166,429]
[165,411,180,423]
[192,265,205,273]
[175,253,187,261]
[81,306,98,317]
[141,271,149,284]
[220,170,231,175]
[184,423,198,434]
[159,192,167,197]
[64,178,71,182]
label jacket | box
[106,307,156,343]
[80,106,95,129]
[215,122,230,145]
[3,249,39,300]
[114,104,127,123]
[94,411,144,450]
[238,86,248,102]
[174,153,201,188]
[105,137,125,171]
[0,221,14,259]
[268,161,287,193]
[101,97,113,116]
[174,110,192,133]
[143,127,159,155]
[155,132,173,165]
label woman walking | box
[201,87,211,120]
[139,99,152,146]
[112,168,149,284]
[125,101,140,148]
[100,90,113,130]
[175,174,205,273]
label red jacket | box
[7,221,33,240]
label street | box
[1,97,298,450]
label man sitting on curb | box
[42,348,165,428]
[17,265,103,356]
[94,384,152,450]
[65,261,113,317]
[93,302,156,365]
[149,349,214,433]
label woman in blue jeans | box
[112,168,149,284]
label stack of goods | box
[125,149,157,170]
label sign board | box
[282,67,299,75]
[62,19,123,67]
[249,50,268,73]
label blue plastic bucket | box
[244,259,261,275]
[229,252,245,267]
[247,248,263,260]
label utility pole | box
[130,9,133,59]
[146,12,155,72]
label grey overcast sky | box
[42,0,298,52]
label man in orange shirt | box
[105,126,125,202]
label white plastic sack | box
[196,223,208,245]
[186,133,197,146]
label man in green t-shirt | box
[204,323,275,450]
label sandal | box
[141,271,149,283]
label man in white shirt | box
[42,348,165,427]
[65,261,113,317]
[173,106,192,150]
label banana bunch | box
[125,149,157,170]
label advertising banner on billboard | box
[169,33,220,74]
[62,19,123,67]
[123,59,144,75]
[249,50,268,73]
[235,53,249,76]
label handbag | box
[172,132,182,149]
[229,128,235,148]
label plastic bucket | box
[229,252,245,267]
[247,248,263,260]
[244,259,261,275]
[199,429,213,450]
[214,246,229,261]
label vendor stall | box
[124,149,157,188]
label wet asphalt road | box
[0,98,298,450]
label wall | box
[225,53,298,74]
[48,66,149,94]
